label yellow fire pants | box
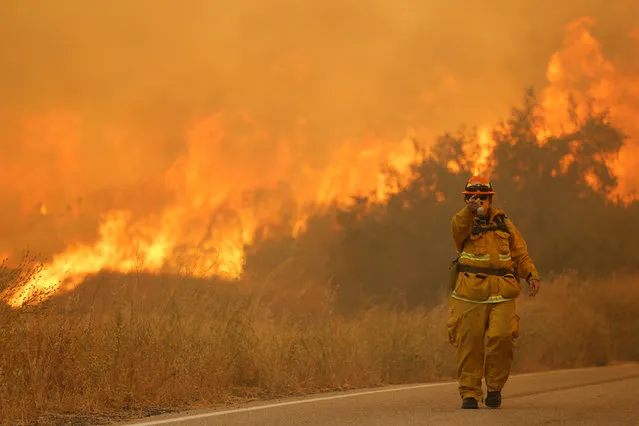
[447,299,520,400]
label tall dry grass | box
[0,265,637,425]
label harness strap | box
[471,213,509,235]
[457,264,515,276]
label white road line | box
[129,381,453,425]
[127,364,636,425]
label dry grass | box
[0,266,637,425]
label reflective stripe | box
[451,292,513,304]
[460,253,510,262]
[460,252,490,262]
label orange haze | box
[1,1,638,305]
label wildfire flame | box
[5,118,419,306]
[4,15,639,306]
[537,17,639,202]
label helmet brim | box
[462,190,496,195]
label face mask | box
[476,197,490,217]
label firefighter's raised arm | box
[451,205,475,252]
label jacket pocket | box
[495,230,511,255]
[455,272,490,301]
[500,274,521,299]
[466,233,487,256]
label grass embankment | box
[0,270,637,425]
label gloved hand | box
[466,195,481,214]
[528,278,540,297]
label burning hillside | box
[1,2,638,307]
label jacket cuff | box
[458,206,475,218]
[526,273,541,282]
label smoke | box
[0,0,637,261]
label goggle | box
[465,184,493,192]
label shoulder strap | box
[471,213,510,235]
[494,214,510,233]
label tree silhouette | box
[244,89,639,313]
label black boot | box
[461,397,479,409]
[485,391,502,408]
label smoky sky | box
[0,0,637,259]
[2,1,637,125]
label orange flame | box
[537,17,639,202]
[5,16,639,306]
[6,115,418,306]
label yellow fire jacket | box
[450,206,540,303]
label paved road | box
[127,364,639,426]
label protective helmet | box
[462,175,496,195]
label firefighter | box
[447,175,540,409]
